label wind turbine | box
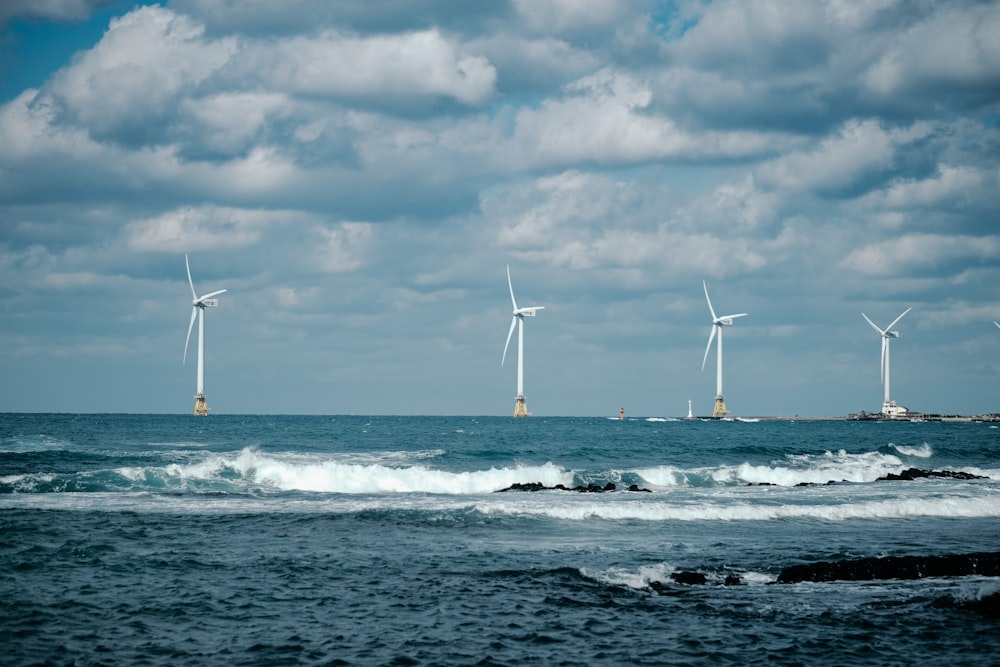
[861,307,912,417]
[501,265,544,417]
[700,281,747,419]
[183,254,226,416]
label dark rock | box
[495,481,651,493]
[724,575,742,586]
[957,591,1000,618]
[777,551,1000,583]
[496,482,545,492]
[671,571,707,585]
[877,468,986,481]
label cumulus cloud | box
[46,6,237,141]
[513,0,632,35]
[862,2,1000,99]
[0,0,118,25]
[840,233,1000,277]
[311,222,374,273]
[252,28,496,106]
[2,0,999,415]
[755,120,924,194]
[125,205,272,252]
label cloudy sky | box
[1,0,999,417]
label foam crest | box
[582,562,677,589]
[640,450,906,487]
[476,494,1000,522]
[0,435,75,453]
[891,443,933,458]
[118,448,573,494]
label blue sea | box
[2,414,999,666]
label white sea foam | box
[475,494,1000,522]
[121,448,572,494]
[891,443,933,458]
[583,562,677,589]
[638,450,906,487]
[0,435,75,453]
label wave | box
[891,443,933,458]
[637,450,915,487]
[1,448,573,495]
[3,444,994,495]
[0,435,78,453]
[474,495,1000,522]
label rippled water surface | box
[2,414,999,665]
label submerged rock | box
[877,468,986,481]
[495,481,651,493]
[671,571,707,585]
[777,551,1000,583]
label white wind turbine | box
[183,254,227,416]
[862,307,911,417]
[501,265,544,417]
[700,281,747,419]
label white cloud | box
[46,6,237,136]
[512,0,630,34]
[180,92,292,154]
[125,205,272,252]
[311,223,374,273]
[256,29,496,106]
[0,0,115,24]
[862,2,1000,97]
[756,120,912,193]
[840,233,1000,277]
[860,164,990,211]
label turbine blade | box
[199,289,227,301]
[183,306,197,364]
[185,254,197,300]
[507,265,518,311]
[721,313,748,320]
[702,281,717,321]
[862,313,883,335]
[701,326,717,372]
[995,321,1000,329]
[501,316,517,367]
[886,306,912,332]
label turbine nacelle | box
[516,307,542,318]
[714,314,746,326]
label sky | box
[1,0,999,417]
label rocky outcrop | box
[776,552,1000,583]
[496,482,651,493]
[877,468,986,481]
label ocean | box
[2,413,999,666]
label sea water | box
[2,414,999,665]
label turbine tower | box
[501,265,544,417]
[700,281,747,419]
[183,254,227,416]
[862,307,911,417]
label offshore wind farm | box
[179,258,998,421]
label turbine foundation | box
[514,395,528,418]
[194,394,210,416]
[713,395,727,419]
